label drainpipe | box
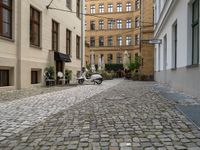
[16,0,22,89]
[81,0,84,72]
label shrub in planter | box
[44,66,55,79]
[44,66,55,86]
[65,69,72,84]
[131,71,140,81]
[101,71,113,80]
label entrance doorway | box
[56,61,63,82]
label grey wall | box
[155,67,200,98]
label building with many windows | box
[85,0,154,77]
[154,0,200,97]
[0,0,84,89]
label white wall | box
[154,0,200,71]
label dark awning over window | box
[54,52,71,62]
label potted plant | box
[65,69,72,84]
[44,66,55,86]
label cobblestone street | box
[0,80,200,150]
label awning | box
[54,52,71,62]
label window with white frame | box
[126,36,132,45]
[126,2,131,12]
[135,0,140,10]
[108,4,113,12]
[117,36,122,46]
[192,0,199,65]
[99,36,104,46]
[108,36,113,46]
[117,3,122,12]
[99,4,104,13]
[108,20,114,29]
[117,19,122,29]
[135,34,140,45]
[90,5,95,14]
[135,17,140,28]
[99,20,104,30]
[172,22,177,69]
[90,21,95,30]
[126,19,131,28]
[116,53,122,64]
[90,36,95,47]
[107,54,113,64]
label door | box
[56,61,63,82]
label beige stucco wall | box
[0,0,85,89]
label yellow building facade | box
[85,0,154,76]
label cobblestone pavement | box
[0,80,200,150]
[0,85,75,102]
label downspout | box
[16,0,22,89]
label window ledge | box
[186,64,199,69]
[0,36,14,42]
[30,44,42,50]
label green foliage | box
[105,64,124,71]
[101,71,113,80]
[131,71,140,81]
[65,69,72,81]
[44,66,55,79]
[128,56,142,71]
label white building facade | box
[154,0,200,97]
[0,0,85,89]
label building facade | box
[85,0,154,76]
[154,0,200,97]
[0,0,85,89]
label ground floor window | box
[192,0,199,65]
[0,70,9,87]
[31,71,38,84]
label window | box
[117,36,122,46]
[66,29,71,55]
[0,0,12,38]
[90,21,95,30]
[90,36,95,47]
[126,36,132,46]
[135,34,140,45]
[135,17,140,28]
[108,36,113,46]
[108,4,113,13]
[66,0,72,9]
[99,36,104,46]
[107,54,113,64]
[126,2,131,12]
[0,70,9,87]
[116,53,122,64]
[76,35,80,59]
[99,4,104,13]
[192,0,199,65]
[108,20,114,29]
[172,22,177,69]
[126,19,131,29]
[31,71,38,84]
[52,20,59,51]
[99,20,104,30]
[117,3,122,12]
[30,7,41,47]
[117,19,122,29]
[90,5,95,14]
[76,0,80,18]
[135,0,140,10]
